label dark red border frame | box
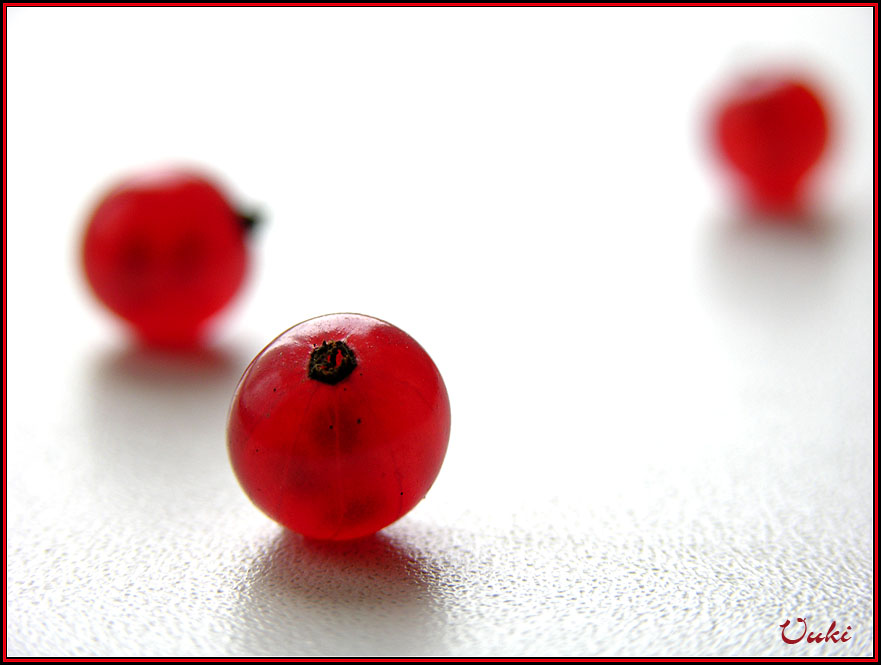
[1,2,877,661]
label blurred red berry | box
[82,168,253,346]
[712,74,830,215]
[227,313,451,541]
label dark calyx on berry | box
[237,209,261,233]
[308,340,357,385]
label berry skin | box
[712,74,830,215]
[82,168,251,346]
[227,313,451,541]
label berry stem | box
[238,209,261,233]
[308,340,357,385]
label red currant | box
[227,313,451,541]
[82,168,253,346]
[711,73,830,215]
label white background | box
[6,6,875,657]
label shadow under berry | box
[81,342,257,505]
[699,207,854,326]
[228,528,448,656]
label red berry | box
[712,74,830,215]
[227,313,451,541]
[82,168,252,346]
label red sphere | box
[712,74,830,215]
[82,168,250,346]
[227,313,451,541]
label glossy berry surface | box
[82,169,250,346]
[227,313,451,541]
[712,75,829,215]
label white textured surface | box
[6,6,875,657]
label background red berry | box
[712,74,830,215]
[227,313,451,541]
[82,168,251,346]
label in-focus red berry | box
[82,168,253,346]
[227,313,451,541]
[711,74,830,215]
